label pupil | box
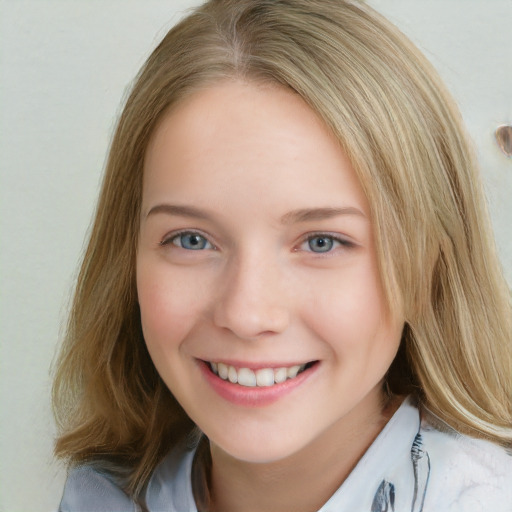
[309,236,333,252]
[181,233,206,250]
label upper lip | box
[199,358,316,370]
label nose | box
[213,253,290,340]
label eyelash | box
[299,233,355,254]
[160,230,216,250]
[160,230,354,254]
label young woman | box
[54,1,512,511]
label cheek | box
[301,260,401,362]
[136,262,207,351]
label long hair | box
[53,0,512,497]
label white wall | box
[0,1,510,511]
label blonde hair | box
[53,0,512,497]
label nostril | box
[212,295,290,340]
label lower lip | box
[198,361,319,407]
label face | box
[137,80,404,463]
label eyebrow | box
[146,204,212,220]
[146,204,366,223]
[280,207,366,224]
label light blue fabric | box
[59,397,512,511]
[59,465,137,512]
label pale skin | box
[137,80,405,512]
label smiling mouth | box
[207,361,317,387]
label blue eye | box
[307,235,335,253]
[170,232,213,250]
[302,234,354,253]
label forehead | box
[142,79,369,217]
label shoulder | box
[145,441,197,511]
[59,442,197,512]
[421,414,512,511]
[59,464,137,512]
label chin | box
[210,428,312,464]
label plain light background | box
[0,1,510,511]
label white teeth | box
[256,368,274,387]
[287,365,301,379]
[237,368,257,387]
[228,365,238,384]
[274,367,288,384]
[218,362,228,379]
[210,362,310,387]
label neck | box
[207,392,403,512]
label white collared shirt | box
[60,397,512,511]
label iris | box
[308,236,334,253]
[172,232,211,250]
